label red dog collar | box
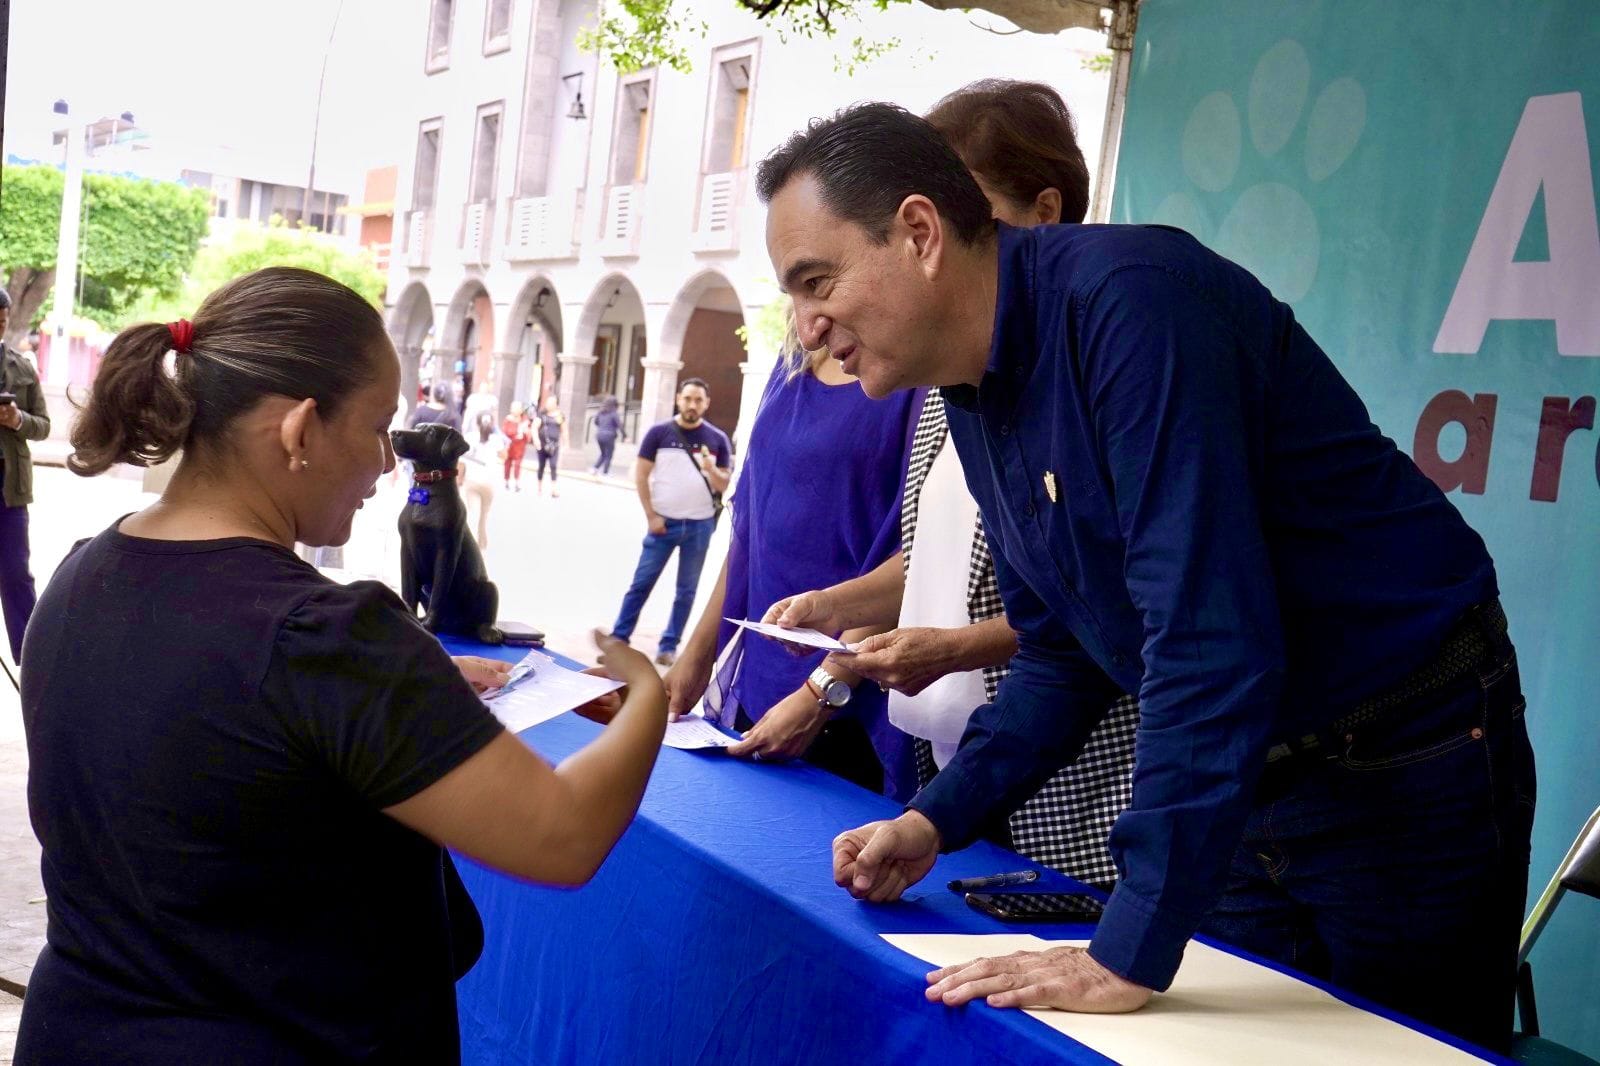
[412,469,458,485]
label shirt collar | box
[944,222,1036,412]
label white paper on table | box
[479,649,622,734]
[881,934,1486,1065]
[662,713,740,749]
[725,618,859,653]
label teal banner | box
[1113,0,1599,1054]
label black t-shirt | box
[18,523,505,1063]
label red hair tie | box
[167,319,195,355]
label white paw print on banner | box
[1153,39,1367,303]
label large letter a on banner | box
[1434,93,1600,357]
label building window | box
[468,103,503,203]
[704,52,755,173]
[484,0,511,52]
[414,119,444,212]
[426,0,454,72]
[610,75,655,185]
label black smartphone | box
[498,620,546,647]
[965,891,1106,923]
[0,392,16,406]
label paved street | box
[0,458,729,1044]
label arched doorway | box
[440,280,494,416]
[387,282,435,420]
[660,271,749,441]
[563,274,647,446]
[503,276,566,419]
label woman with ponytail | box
[19,267,667,1062]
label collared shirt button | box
[1024,504,1035,517]
[999,423,1011,436]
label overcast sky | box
[4,0,411,192]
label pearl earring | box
[298,459,310,470]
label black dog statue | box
[390,422,503,644]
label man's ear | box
[898,194,945,281]
[279,398,318,472]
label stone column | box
[735,329,782,456]
[493,349,523,421]
[638,356,684,432]
[397,345,423,417]
[429,347,462,403]
[556,352,596,424]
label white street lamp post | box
[48,99,85,387]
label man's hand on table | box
[832,810,941,903]
[453,656,513,694]
[926,945,1153,1013]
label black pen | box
[947,869,1040,892]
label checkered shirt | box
[904,391,1139,889]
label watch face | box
[824,682,850,708]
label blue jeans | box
[1201,615,1535,1054]
[610,517,715,654]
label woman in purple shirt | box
[663,337,922,800]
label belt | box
[1263,599,1508,766]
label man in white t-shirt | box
[609,378,733,666]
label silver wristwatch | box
[808,665,853,709]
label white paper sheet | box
[480,649,623,734]
[662,714,740,749]
[725,618,859,653]
[881,934,1486,1065]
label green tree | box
[130,217,387,325]
[0,164,210,344]
[579,0,1105,75]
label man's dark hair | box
[926,80,1090,225]
[0,289,11,311]
[755,103,995,246]
[678,377,710,396]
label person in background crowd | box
[19,266,667,1061]
[501,401,531,492]
[460,411,498,550]
[767,81,1138,888]
[591,395,624,477]
[759,103,1531,1052]
[0,288,50,666]
[463,380,498,433]
[15,337,38,374]
[408,382,460,433]
[611,378,731,669]
[662,337,921,800]
[535,396,568,497]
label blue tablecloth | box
[439,638,1500,1065]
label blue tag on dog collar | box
[407,487,431,505]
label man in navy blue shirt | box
[757,103,1534,1052]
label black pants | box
[536,446,559,483]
